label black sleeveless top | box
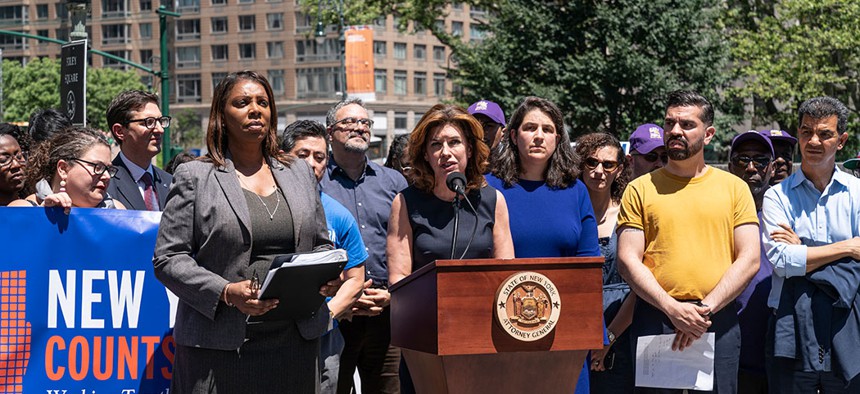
[401,184,497,272]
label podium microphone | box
[445,172,477,260]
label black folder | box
[247,249,348,323]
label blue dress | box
[486,174,601,394]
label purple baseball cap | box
[629,124,665,154]
[760,129,798,145]
[731,130,774,157]
[468,100,506,127]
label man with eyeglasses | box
[727,130,776,393]
[319,98,408,394]
[105,90,172,211]
[762,129,798,185]
[627,123,668,178]
[761,97,860,392]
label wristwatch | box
[607,329,616,344]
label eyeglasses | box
[584,157,621,173]
[332,117,374,129]
[632,151,668,164]
[0,151,26,167]
[125,116,171,129]
[731,155,771,170]
[70,158,119,177]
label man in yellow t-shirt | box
[617,90,760,393]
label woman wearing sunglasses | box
[486,97,600,393]
[9,127,124,212]
[574,132,636,393]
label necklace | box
[237,175,280,220]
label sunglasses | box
[632,151,668,164]
[125,116,171,130]
[731,155,771,170]
[584,157,621,173]
[70,158,119,177]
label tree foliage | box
[727,0,860,159]
[171,109,203,151]
[2,58,147,131]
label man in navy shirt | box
[319,98,408,394]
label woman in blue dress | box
[486,97,601,393]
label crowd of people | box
[2,69,860,394]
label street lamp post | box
[157,5,181,165]
[315,0,347,102]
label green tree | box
[727,0,860,159]
[303,0,736,144]
[171,109,203,151]
[1,57,147,131]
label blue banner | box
[0,207,172,394]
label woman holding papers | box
[387,104,514,286]
[485,97,601,394]
[153,70,332,393]
[9,126,126,211]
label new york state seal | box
[494,272,561,342]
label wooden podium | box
[390,257,604,394]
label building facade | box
[0,0,488,157]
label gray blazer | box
[153,156,333,350]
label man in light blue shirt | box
[761,96,860,392]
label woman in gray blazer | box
[153,71,333,393]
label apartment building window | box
[451,22,463,36]
[55,28,69,41]
[238,0,254,3]
[374,69,386,94]
[103,50,129,69]
[177,46,201,69]
[211,0,226,5]
[37,30,49,39]
[176,19,201,40]
[55,4,67,20]
[414,72,426,95]
[140,0,152,11]
[395,112,408,130]
[268,70,285,95]
[0,33,26,51]
[102,0,127,17]
[0,6,27,24]
[239,43,256,59]
[239,15,255,32]
[452,2,463,10]
[413,45,426,60]
[140,23,152,39]
[433,46,445,62]
[470,25,486,42]
[102,24,129,45]
[373,17,386,28]
[393,43,406,60]
[266,13,283,30]
[177,74,202,103]
[434,20,445,31]
[211,44,228,61]
[394,70,407,95]
[176,0,200,13]
[295,12,313,32]
[140,49,153,66]
[296,67,340,99]
[373,41,386,57]
[470,5,487,18]
[36,4,49,19]
[434,73,446,97]
[211,17,227,34]
[267,41,284,59]
[212,72,228,92]
[296,39,337,62]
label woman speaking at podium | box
[485,97,601,393]
[387,103,514,285]
[153,71,332,393]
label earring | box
[59,179,67,193]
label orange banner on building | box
[345,26,375,102]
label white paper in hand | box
[635,333,715,391]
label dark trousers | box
[337,308,401,394]
[590,328,635,393]
[765,313,860,394]
[630,301,740,394]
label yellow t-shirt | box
[617,167,758,300]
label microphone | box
[446,172,467,195]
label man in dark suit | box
[105,90,172,211]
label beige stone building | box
[0,0,488,157]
